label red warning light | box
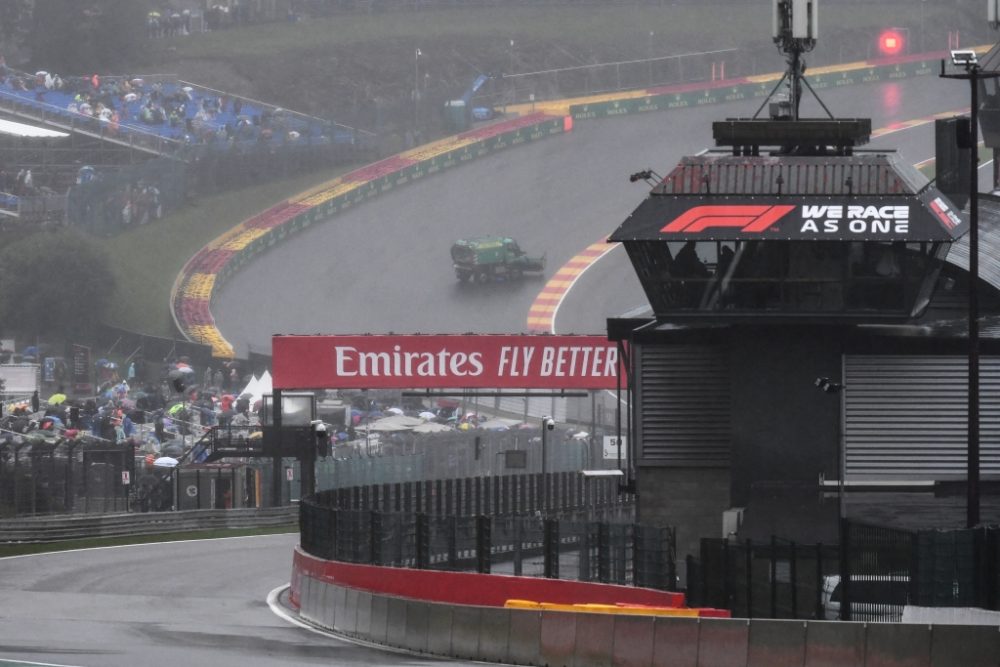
[878,29,905,56]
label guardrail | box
[0,505,296,543]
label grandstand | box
[0,65,376,229]
[0,68,372,158]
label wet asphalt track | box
[0,76,974,667]
[213,75,968,354]
[0,535,456,667]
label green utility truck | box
[450,237,545,283]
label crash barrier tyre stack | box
[290,546,1000,667]
[170,48,979,357]
[0,505,296,543]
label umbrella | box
[175,365,195,374]
[418,411,437,420]
[572,431,590,441]
[161,443,183,457]
[413,422,452,434]
[385,407,404,416]
[167,403,185,416]
[153,456,179,467]
[479,418,521,431]
[47,393,67,405]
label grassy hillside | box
[101,1,988,338]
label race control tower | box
[606,0,976,579]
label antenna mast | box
[772,0,818,120]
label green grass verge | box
[0,522,297,558]
[102,165,353,337]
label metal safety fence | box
[688,520,1000,621]
[300,475,677,590]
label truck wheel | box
[476,270,491,283]
[509,266,522,280]
[457,271,471,282]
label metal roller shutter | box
[636,345,730,467]
[844,355,1000,480]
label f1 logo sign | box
[662,205,795,233]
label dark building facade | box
[608,121,1000,578]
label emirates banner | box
[272,334,622,390]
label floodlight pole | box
[940,60,1000,528]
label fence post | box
[815,543,825,620]
[370,511,381,566]
[580,522,592,582]
[744,538,752,618]
[840,517,851,621]
[790,541,798,618]
[476,515,491,574]
[770,535,778,618]
[632,524,644,588]
[415,512,429,570]
[668,527,678,592]
[447,515,458,569]
[598,522,610,583]
[510,516,522,576]
[328,507,338,561]
[544,518,559,579]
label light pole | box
[920,0,926,53]
[414,48,421,130]
[508,39,515,106]
[648,31,655,86]
[541,416,554,511]
[940,52,1000,528]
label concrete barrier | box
[539,610,578,667]
[425,601,453,656]
[478,606,511,664]
[611,614,656,667]
[865,623,932,667]
[384,596,406,647]
[748,619,806,667]
[450,604,483,661]
[507,607,542,665]
[652,616,700,667]
[354,590,372,638]
[803,620,865,667]
[929,624,1000,667]
[402,599,428,652]
[293,569,1000,667]
[698,617,750,667]
[367,590,388,644]
[573,611,616,667]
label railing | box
[689,537,840,620]
[688,520,1000,620]
[0,505,296,543]
[299,475,677,590]
[0,190,67,222]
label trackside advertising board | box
[272,335,622,390]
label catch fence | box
[688,519,1000,620]
[300,475,677,590]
